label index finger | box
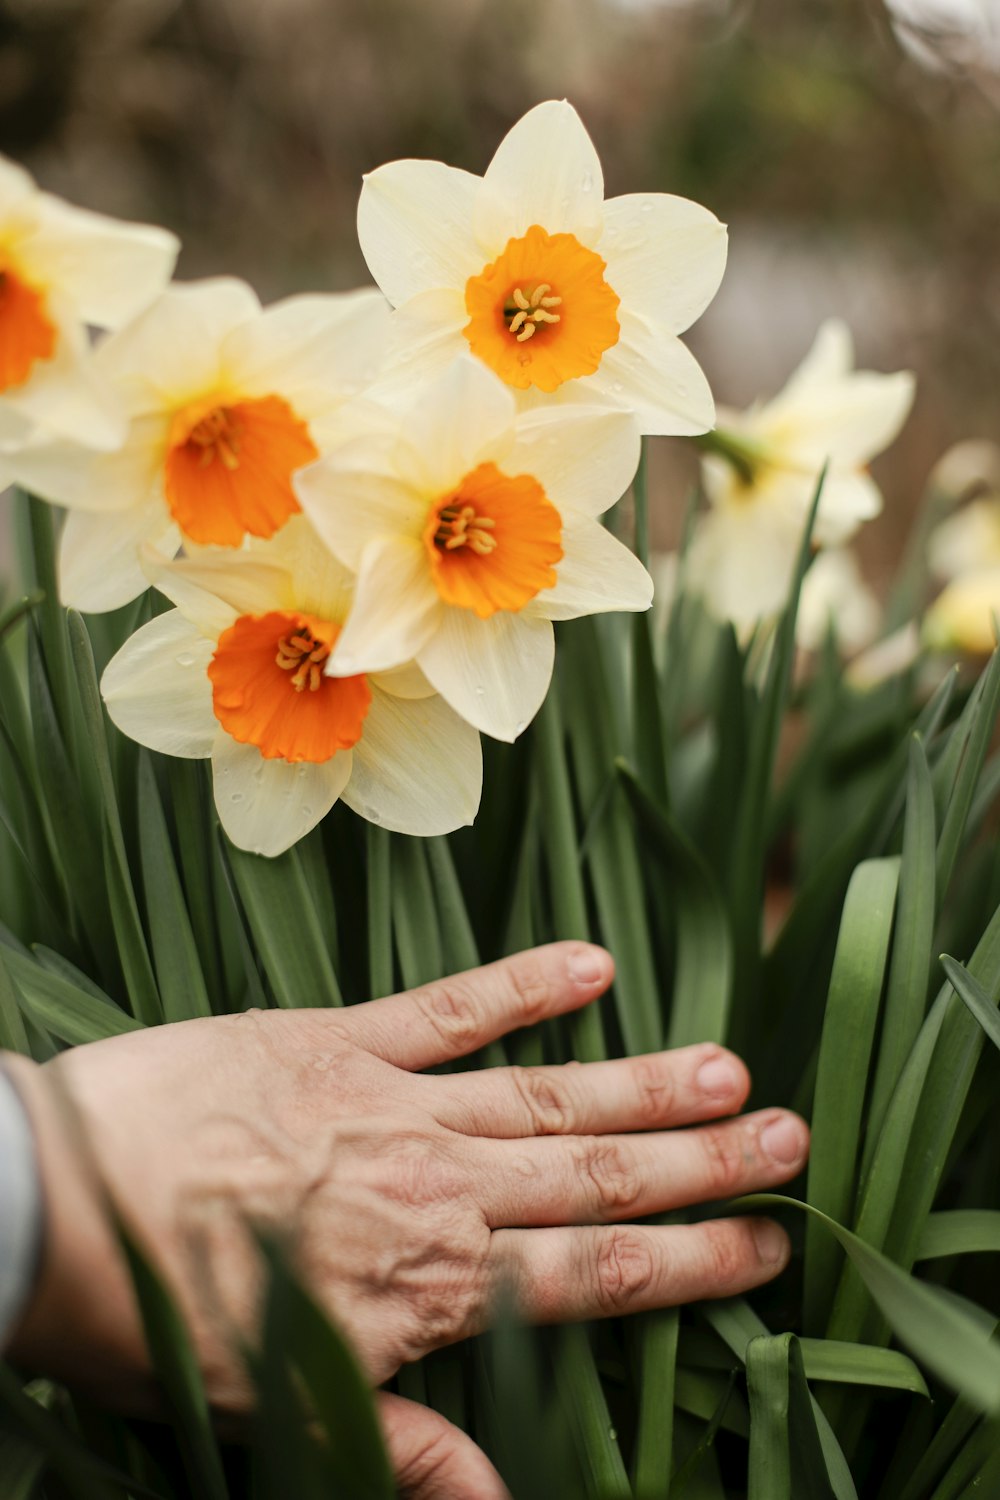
[342,942,614,1071]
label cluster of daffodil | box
[0,101,729,856]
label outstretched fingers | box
[490,1217,791,1325]
[341,943,614,1071]
[431,1044,751,1138]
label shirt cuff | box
[0,1063,43,1348]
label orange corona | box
[164,393,318,546]
[423,461,563,618]
[0,267,57,391]
[209,611,371,763]
[463,225,620,393]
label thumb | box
[377,1392,511,1499]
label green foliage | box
[3,480,1000,1497]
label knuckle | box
[699,1123,749,1198]
[631,1055,676,1125]
[413,981,481,1053]
[381,1136,462,1208]
[511,1065,575,1134]
[576,1138,642,1214]
[395,1424,455,1494]
[504,955,554,1027]
[594,1228,655,1313]
[701,1218,753,1287]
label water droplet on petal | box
[611,381,625,395]
[230,791,244,803]
[174,652,195,667]
[474,685,486,698]
[640,199,654,214]
[514,720,526,736]
[581,171,594,192]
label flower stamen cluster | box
[504,283,562,342]
[434,503,498,555]
[275,627,332,692]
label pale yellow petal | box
[343,687,482,834]
[101,611,217,756]
[213,737,351,856]
[357,159,482,306]
[417,607,554,742]
[475,101,604,252]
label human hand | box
[6,942,808,1497]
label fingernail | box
[567,947,604,984]
[752,1219,788,1265]
[696,1056,739,1099]
[760,1115,806,1166]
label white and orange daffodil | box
[0,155,177,451]
[100,519,482,856]
[294,357,652,743]
[356,100,726,437]
[689,319,915,629]
[6,276,391,612]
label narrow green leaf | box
[936,648,1000,898]
[0,945,30,1054]
[618,762,731,1047]
[917,1210,1000,1261]
[1,943,142,1044]
[744,1193,1000,1411]
[633,1308,680,1496]
[137,754,212,1022]
[747,1334,837,1500]
[805,857,899,1331]
[796,1339,928,1396]
[554,1324,631,1499]
[426,836,479,972]
[225,839,342,1008]
[0,1365,130,1500]
[390,836,443,989]
[366,824,393,1000]
[865,739,936,1169]
[941,953,1000,1055]
[102,820,163,1026]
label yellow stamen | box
[502,282,563,343]
[434,503,498,556]
[275,628,331,693]
[187,406,243,471]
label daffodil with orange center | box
[6,277,391,612]
[100,518,482,856]
[295,357,653,743]
[0,154,177,453]
[356,100,727,435]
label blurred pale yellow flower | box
[688,319,915,629]
[924,568,1000,655]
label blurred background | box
[2,0,1000,592]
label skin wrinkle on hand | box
[2,941,809,1497]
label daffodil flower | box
[689,319,915,629]
[924,568,1000,656]
[295,356,653,742]
[0,155,177,451]
[356,100,726,436]
[6,277,391,612]
[100,519,481,856]
[929,493,1000,583]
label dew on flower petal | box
[611,381,625,394]
[515,720,526,735]
[581,172,594,192]
[230,792,244,803]
[474,685,486,697]
[174,652,196,667]
[301,805,313,818]
[640,200,654,213]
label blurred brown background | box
[3,0,1000,587]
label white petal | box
[343,687,482,835]
[395,355,516,495]
[371,288,469,400]
[221,289,391,415]
[369,659,436,699]
[97,278,261,400]
[0,305,126,451]
[508,405,640,518]
[59,502,178,613]
[929,499,1000,581]
[796,548,880,655]
[143,548,291,633]
[686,506,800,630]
[417,608,554,742]
[357,159,483,306]
[533,518,653,621]
[251,514,356,623]
[4,412,167,512]
[101,611,218,756]
[601,192,728,334]
[475,101,604,252]
[328,535,441,675]
[212,736,351,857]
[28,195,179,328]
[812,470,884,545]
[777,319,855,394]
[0,156,35,216]
[586,310,716,437]
[763,370,916,471]
[296,452,426,571]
